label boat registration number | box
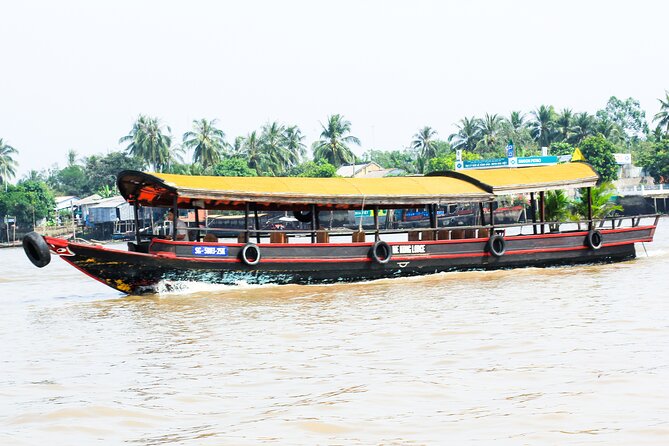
[192,246,229,256]
[392,244,426,255]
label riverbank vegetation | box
[1,92,668,231]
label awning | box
[117,171,494,209]
[433,162,599,195]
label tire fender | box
[23,232,51,268]
[370,240,392,264]
[240,243,261,265]
[586,230,602,250]
[487,234,506,257]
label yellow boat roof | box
[117,162,598,209]
[437,162,599,195]
[117,171,494,209]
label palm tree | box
[653,90,669,136]
[509,111,526,131]
[183,118,227,171]
[0,138,18,188]
[544,189,571,231]
[411,126,438,173]
[119,115,173,172]
[477,113,504,156]
[284,125,306,166]
[569,112,596,145]
[529,105,557,148]
[448,117,482,152]
[239,131,265,173]
[312,114,360,167]
[260,121,288,176]
[572,183,623,224]
[555,109,573,142]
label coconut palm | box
[0,138,18,187]
[529,105,557,148]
[312,114,360,167]
[509,111,526,131]
[477,113,504,156]
[239,131,265,174]
[284,125,306,166]
[411,126,438,173]
[544,189,571,231]
[448,117,482,152]
[119,115,173,172]
[653,90,669,136]
[555,109,573,142]
[569,112,596,145]
[183,118,227,171]
[260,121,289,176]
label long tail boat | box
[22,162,659,294]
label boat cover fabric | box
[439,162,599,194]
[117,171,494,208]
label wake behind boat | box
[22,163,659,294]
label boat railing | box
[229,213,660,242]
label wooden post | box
[194,206,201,242]
[244,202,250,243]
[530,192,537,235]
[478,202,485,226]
[310,204,317,243]
[587,187,593,231]
[374,206,380,241]
[254,207,260,243]
[539,191,545,235]
[489,201,494,231]
[133,202,141,244]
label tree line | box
[1,92,669,231]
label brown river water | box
[1,218,668,445]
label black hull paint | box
[46,226,654,294]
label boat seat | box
[352,230,366,243]
[408,231,421,241]
[421,230,435,241]
[317,230,329,243]
[465,229,478,238]
[203,233,218,242]
[270,232,287,243]
[478,228,490,238]
[450,229,465,239]
[437,229,450,240]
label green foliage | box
[0,138,18,186]
[83,151,144,196]
[635,138,669,183]
[549,141,574,156]
[572,182,623,220]
[312,114,360,167]
[596,96,648,140]
[364,149,417,173]
[119,115,175,172]
[288,160,337,178]
[212,157,257,177]
[578,135,618,182]
[426,151,480,173]
[0,180,55,229]
[544,190,571,230]
[411,126,439,173]
[53,165,87,195]
[183,118,227,170]
[653,91,669,136]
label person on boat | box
[166,211,189,241]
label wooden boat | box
[22,163,659,294]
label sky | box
[1,0,668,178]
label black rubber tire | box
[292,210,313,223]
[586,229,602,250]
[370,240,392,264]
[23,232,51,268]
[487,234,506,257]
[240,243,261,266]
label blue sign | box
[517,156,558,166]
[506,143,515,158]
[192,246,228,256]
[463,158,509,169]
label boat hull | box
[44,225,655,294]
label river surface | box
[1,219,668,445]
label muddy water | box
[1,219,668,445]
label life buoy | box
[586,230,602,250]
[23,232,51,268]
[293,210,312,223]
[370,240,392,264]
[240,243,261,265]
[487,234,506,257]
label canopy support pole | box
[254,206,260,243]
[587,187,593,231]
[133,202,141,244]
[539,191,546,235]
[374,206,380,241]
[194,206,200,242]
[530,192,537,235]
[310,204,316,243]
[489,201,494,232]
[173,197,179,239]
[429,204,437,240]
[478,203,485,226]
[244,202,250,243]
